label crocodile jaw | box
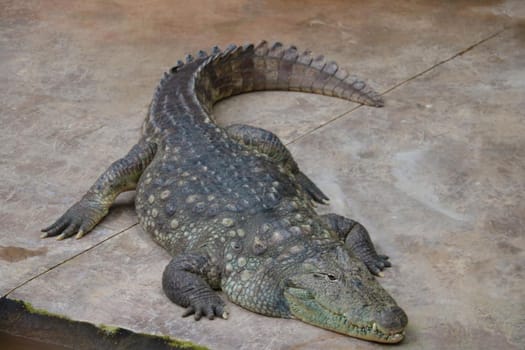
[284,287,406,344]
[281,247,408,344]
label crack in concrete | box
[285,27,508,147]
[379,27,508,96]
[4,223,138,298]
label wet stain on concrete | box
[0,246,48,263]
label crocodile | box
[42,41,408,343]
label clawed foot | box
[363,254,392,277]
[41,197,107,240]
[183,296,228,321]
[338,218,393,277]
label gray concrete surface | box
[1,0,524,349]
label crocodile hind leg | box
[41,139,157,240]
[162,253,227,321]
[226,124,328,203]
[321,213,391,276]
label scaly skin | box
[43,41,408,343]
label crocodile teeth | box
[390,333,403,341]
[372,322,377,332]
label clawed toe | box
[182,302,227,321]
[41,198,106,240]
[366,254,392,277]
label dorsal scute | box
[164,41,364,90]
[268,42,285,58]
[282,46,299,61]
[167,41,299,77]
[310,55,326,70]
[149,71,172,115]
[148,40,385,132]
[197,50,208,59]
[211,45,221,55]
[242,43,255,51]
[185,54,194,63]
[297,50,313,65]
[323,61,339,75]
[254,40,269,55]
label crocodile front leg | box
[321,213,391,276]
[162,252,227,321]
[41,139,157,240]
[226,123,328,203]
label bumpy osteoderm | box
[43,41,407,343]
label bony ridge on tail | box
[42,41,408,343]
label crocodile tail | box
[145,41,384,134]
[191,41,384,113]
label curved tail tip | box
[374,98,385,108]
[366,96,385,108]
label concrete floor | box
[1,0,524,349]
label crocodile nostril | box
[377,306,408,332]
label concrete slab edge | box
[0,297,208,350]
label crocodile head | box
[283,245,408,343]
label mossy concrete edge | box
[0,297,208,350]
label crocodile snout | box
[376,305,408,333]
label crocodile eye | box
[313,273,338,282]
[327,274,337,281]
